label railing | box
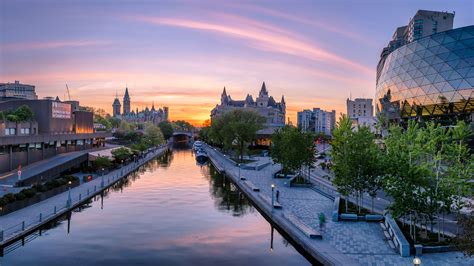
[0,145,168,245]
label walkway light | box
[271,184,275,207]
[413,257,421,266]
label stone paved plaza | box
[206,146,474,266]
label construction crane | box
[65,84,71,101]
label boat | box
[193,141,203,151]
[195,149,208,164]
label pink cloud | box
[130,15,373,76]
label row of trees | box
[332,115,473,244]
[204,109,265,161]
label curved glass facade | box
[376,26,474,120]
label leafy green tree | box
[384,120,473,243]
[111,147,132,163]
[158,121,174,140]
[172,120,194,132]
[455,208,474,257]
[144,122,165,146]
[15,105,34,121]
[209,109,265,161]
[271,125,315,178]
[93,156,112,171]
[332,115,382,213]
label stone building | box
[210,82,286,145]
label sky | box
[1,0,473,125]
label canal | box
[0,149,310,265]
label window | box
[20,128,30,134]
[5,128,16,135]
[432,20,438,34]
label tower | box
[256,81,269,107]
[221,87,229,105]
[112,91,121,117]
[123,87,130,115]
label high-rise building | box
[0,81,38,100]
[123,87,130,115]
[347,98,373,120]
[297,108,336,136]
[376,10,473,123]
[406,10,454,42]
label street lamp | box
[238,163,241,180]
[271,184,275,207]
[67,181,72,207]
[413,257,421,266]
[121,159,124,167]
[101,168,105,188]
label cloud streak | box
[130,15,373,76]
[1,40,110,51]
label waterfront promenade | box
[205,145,473,266]
[0,146,168,246]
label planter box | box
[0,180,79,216]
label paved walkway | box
[0,146,168,244]
[205,146,473,266]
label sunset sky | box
[1,0,473,125]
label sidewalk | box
[205,145,473,266]
[0,146,168,245]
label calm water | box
[0,149,310,266]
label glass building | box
[376,25,474,122]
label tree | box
[111,147,132,163]
[209,110,265,161]
[15,105,34,121]
[172,120,194,132]
[383,120,473,243]
[158,121,174,140]
[144,122,165,146]
[271,125,315,178]
[93,156,112,171]
[332,115,382,213]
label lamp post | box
[413,257,421,266]
[67,181,72,208]
[101,168,105,188]
[238,163,241,180]
[271,184,275,207]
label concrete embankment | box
[205,146,357,266]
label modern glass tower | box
[376,11,473,123]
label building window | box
[5,128,16,135]
[20,128,30,135]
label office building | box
[0,81,38,100]
[297,108,336,136]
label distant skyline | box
[1,0,473,125]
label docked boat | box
[195,149,208,164]
[193,141,203,151]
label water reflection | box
[0,149,310,266]
[203,165,254,217]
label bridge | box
[172,131,194,146]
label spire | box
[221,86,229,104]
[124,87,129,98]
[151,101,156,112]
[281,95,285,104]
[259,81,268,97]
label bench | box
[340,213,358,221]
[243,180,260,191]
[283,213,322,239]
[258,194,282,209]
[365,214,384,222]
